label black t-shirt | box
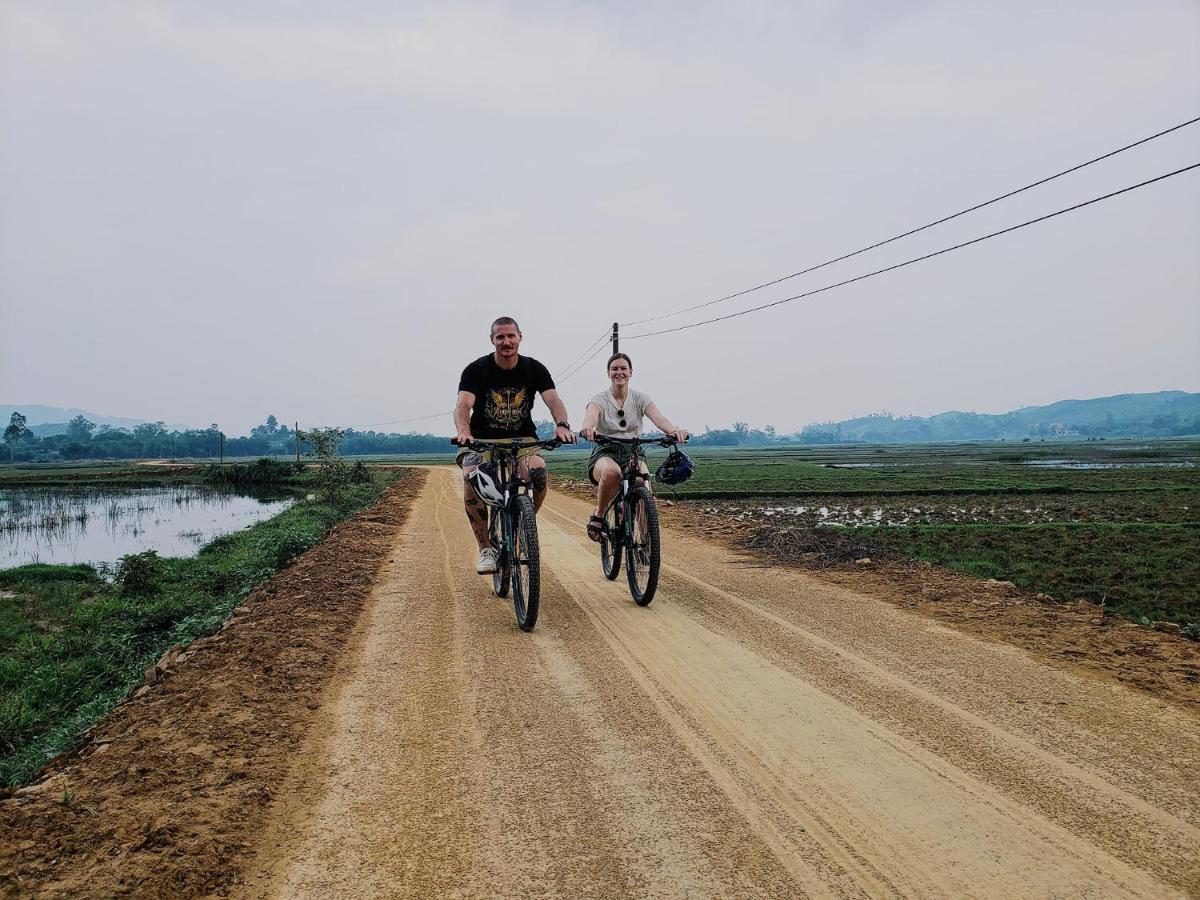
[458,354,555,438]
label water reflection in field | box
[0,485,295,569]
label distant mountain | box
[0,405,186,436]
[799,391,1200,443]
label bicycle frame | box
[453,436,560,630]
[591,435,676,605]
[595,436,674,546]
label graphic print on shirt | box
[485,387,529,430]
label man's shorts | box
[456,439,544,469]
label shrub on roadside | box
[116,550,164,596]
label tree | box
[66,415,96,442]
[250,415,282,441]
[4,412,27,462]
[299,427,350,504]
[132,421,167,459]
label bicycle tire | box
[600,499,621,581]
[489,509,510,598]
[625,486,660,606]
[510,494,541,631]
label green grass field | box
[0,470,401,786]
[545,439,1200,633]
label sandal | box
[586,514,606,543]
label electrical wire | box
[556,341,612,385]
[353,328,612,429]
[553,326,613,381]
[352,326,612,428]
[625,115,1200,327]
[359,410,453,429]
[624,161,1200,340]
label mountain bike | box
[453,437,560,631]
[592,435,677,606]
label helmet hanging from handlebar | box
[655,448,695,485]
[468,461,505,507]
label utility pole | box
[295,422,301,464]
[219,431,225,464]
[612,321,619,355]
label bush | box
[263,526,318,568]
[116,550,164,595]
[298,428,351,504]
[201,458,303,486]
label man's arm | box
[454,390,475,443]
[540,389,576,442]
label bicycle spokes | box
[625,487,660,606]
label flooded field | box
[0,485,295,569]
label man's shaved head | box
[490,316,521,336]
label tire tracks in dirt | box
[242,467,1197,898]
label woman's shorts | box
[587,444,640,485]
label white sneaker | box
[476,547,499,574]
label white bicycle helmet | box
[468,462,505,507]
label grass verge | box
[0,474,397,787]
[743,521,1198,635]
[865,523,1199,628]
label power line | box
[625,161,1200,340]
[553,326,612,381]
[354,328,611,429]
[625,114,1200,327]
[347,333,607,429]
[359,410,452,429]
[556,341,612,385]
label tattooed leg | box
[462,479,491,548]
[528,464,548,512]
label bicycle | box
[591,435,678,606]
[452,437,560,631]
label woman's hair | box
[606,352,633,372]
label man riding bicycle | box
[455,317,575,574]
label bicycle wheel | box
[489,509,510,598]
[509,494,541,631]
[625,486,660,606]
[600,498,621,581]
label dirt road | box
[237,466,1198,898]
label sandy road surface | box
[239,466,1199,898]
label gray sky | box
[2,0,1198,436]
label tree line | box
[2,414,450,462]
[4,412,791,463]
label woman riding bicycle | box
[579,352,688,542]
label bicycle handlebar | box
[591,435,678,447]
[450,437,563,452]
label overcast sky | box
[2,0,1197,435]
